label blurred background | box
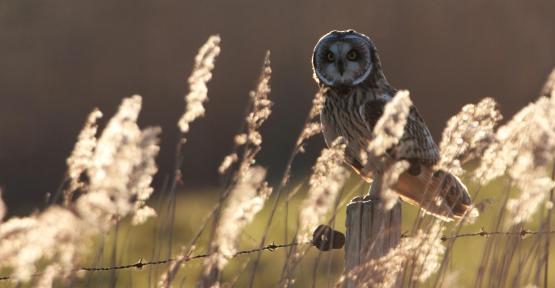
[1,0,554,215]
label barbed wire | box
[0,241,310,281]
[0,224,344,282]
[82,241,306,272]
[2,226,554,281]
[440,228,555,241]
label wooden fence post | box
[344,176,402,287]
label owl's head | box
[312,30,380,88]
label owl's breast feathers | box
[320,86,381,173]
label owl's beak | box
[337,59,345,75]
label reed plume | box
[296,88,325,152]
[361,91,412,209]
[178,51,273,288]
[36,264,60,288]
[380,160,410,210]
[202,52,272,283]
[474,70,555,224]
[0,189,5,222]
[367,90,412,158]
[298,137,349,242]
[218,51,272,176]
[437,97,501,176]
[203,166,271,274]
[0,207,88,281]
[178,35,221,135]
[76,96,161,228]
[0,95,160,284]
[64,108,103,204]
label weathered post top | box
[343,176,402,287]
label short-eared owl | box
[313,30,471,220]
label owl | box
[312,30,471,220]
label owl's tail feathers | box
[392,167,473,222]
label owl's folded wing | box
[398,106,440,166]
[361,98,440,166]
[361,98,473,221]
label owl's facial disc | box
[313,33,373,87]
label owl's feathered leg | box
[356,173,383,202]
[393,166,472,221]
[368,173,383,197]
[349,157,395,202]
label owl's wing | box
[361,99,440,166]
[361,96,471,222]
[400,106,440,165]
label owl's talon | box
[363,194,382,202]
[350,194,378,204]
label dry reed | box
[178,35,221,135]
[298,138,349,242]
[64,108,103,204]
[437,97,501,176]
[366,90,412,158]
[199,51,273,287]
[474,76,555,224]
[0,95,160,284]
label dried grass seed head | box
[204,166,270,272]
[245,51,273,144]
[437,97,501,176]
[381,160,410,210]
[475,69,555,224]
[217,52,273,175]
[65,108,103,204]
[368,90,412,157]
[0,207,89,281]
[77,96,161,229]
[298,138,350,242]
[178,35,221,134]
[296,88,326,151]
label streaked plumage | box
[312,30,471,220]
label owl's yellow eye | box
[326,51,335,62]
[347,50,358,61]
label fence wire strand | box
[0,241,308,281]
[1,228,554,281]
[440,229,555,241]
